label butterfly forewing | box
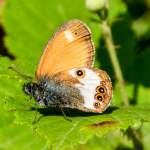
[36,20,94,82]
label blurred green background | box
[0,0,150,149]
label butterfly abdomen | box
[43,80,84,108]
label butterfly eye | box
[96,86,106,95]
[75,69,85,78]
[93,102,100,108]
[94,94,104,101]
[28,84,32,93]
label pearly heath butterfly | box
[10,20,113,123]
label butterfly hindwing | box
[67,67,113,112]
[49,67,113,112]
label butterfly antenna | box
[8,64,29,82]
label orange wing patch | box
[36,20,94,82]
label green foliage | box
[0,0,150,149]
[2,95,150,150]
[0,103,48,150]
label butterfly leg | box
[20,97,32,110]
[32,103,38,124]
[59,104,72,122]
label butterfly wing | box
[68,67,113,112]
[50,67,113,112]
[36,20,94,82]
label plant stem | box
[126,126,143,150]
[98,0,129,106]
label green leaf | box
[0,103,50,150]
[109,0,127,20]
[2,0,101,63]
[2,94,150,150]
[0,62,49,149]
[74,130,133,150]
[0,56,36,81]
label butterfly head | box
[23,82,38,97]
[23,82,46,106]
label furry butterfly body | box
[22,20,113,121]
[23,71,84,108]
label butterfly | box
[11,20,113,123]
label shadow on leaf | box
[30,105,119,123]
